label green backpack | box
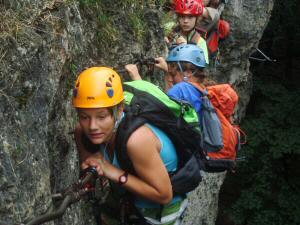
[115,80,205,195]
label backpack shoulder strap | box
[115,110,146,174]
[195,26,208,39]
[187,30,202,45]
[188,81,206,93]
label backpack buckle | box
[133,103,141,116]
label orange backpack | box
[191,83,245,172]
[196,19,231,59]
[207,84,239,158]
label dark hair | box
[208,0,220,8]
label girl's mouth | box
[89,133,104,139]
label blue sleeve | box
[167,82,203,119]
[168,85,184,101]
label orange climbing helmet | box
[174,0,204,16]
[72,67,124,108]
[218,19,230,39]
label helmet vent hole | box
[73,89,78,97]
[107,89,114,98]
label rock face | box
[0,1,272,225]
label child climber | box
[126,44,210,121]
[165,0,209,65]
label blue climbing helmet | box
[166,44,206,68]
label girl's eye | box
[97,114,110,120]
[79,115,88,120]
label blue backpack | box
[201,89,224,152]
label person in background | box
[126,44,213,119]
[196,0,221,35]
[165,0,210,65]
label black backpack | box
[115,80,205,195]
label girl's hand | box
[176,36,187,45]
[82,155,122,181]
[154,57,168,73]
[82,154,106,176]
[125,64,142,80]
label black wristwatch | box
[118,172,128,185]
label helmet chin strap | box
[183,74,189,81]
[177,62,198,81]
[177,62,189,81]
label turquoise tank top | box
[102,123,182,209]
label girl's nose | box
[89,118,97,130]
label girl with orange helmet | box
[73,67,187,225]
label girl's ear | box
[186,70,194,78]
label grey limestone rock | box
[0,0,273,224]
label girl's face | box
[178,14,197,33]
[77,107,115,145]
[168,64,184,84]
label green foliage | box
[127,10,146,42]
[228,76,300,225]
[77,0,119,49]
[77,0,162,47]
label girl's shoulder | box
[173,81,200,90]
[168,82,203,100]
[126,125,159,153]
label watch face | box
[119,172,128,185]
[120,176,127,183]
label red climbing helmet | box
[174,0,204,16]
[218,19,230,39]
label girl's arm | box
[84,125,173,204]
[154,57,175,91]
[125,125,173,204]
